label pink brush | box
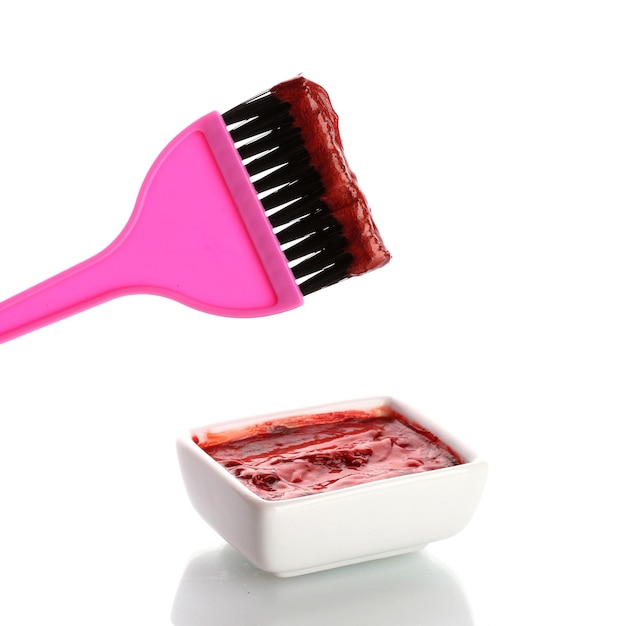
[0,77,390,344]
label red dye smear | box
[271,77,391,277]
[197,408,464,501]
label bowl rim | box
[178,395,486,507]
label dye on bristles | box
[222,77,390,297]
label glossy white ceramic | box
[176,396,488,577]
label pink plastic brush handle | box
[0,112,303,343]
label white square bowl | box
[176,396,488,577]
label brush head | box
[222,77,391,297]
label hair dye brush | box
[0,77,390,344]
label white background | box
[1,1,624,624]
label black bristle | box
[276,210,341,246]
[221,89,354,297]
[236,125,302,162]
[261,178,324,215]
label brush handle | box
[0,242,138,343]
[0,112,303,344]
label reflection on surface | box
[171,544,473,626]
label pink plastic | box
[0,112,303,343]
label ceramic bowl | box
[176,396,488,577]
